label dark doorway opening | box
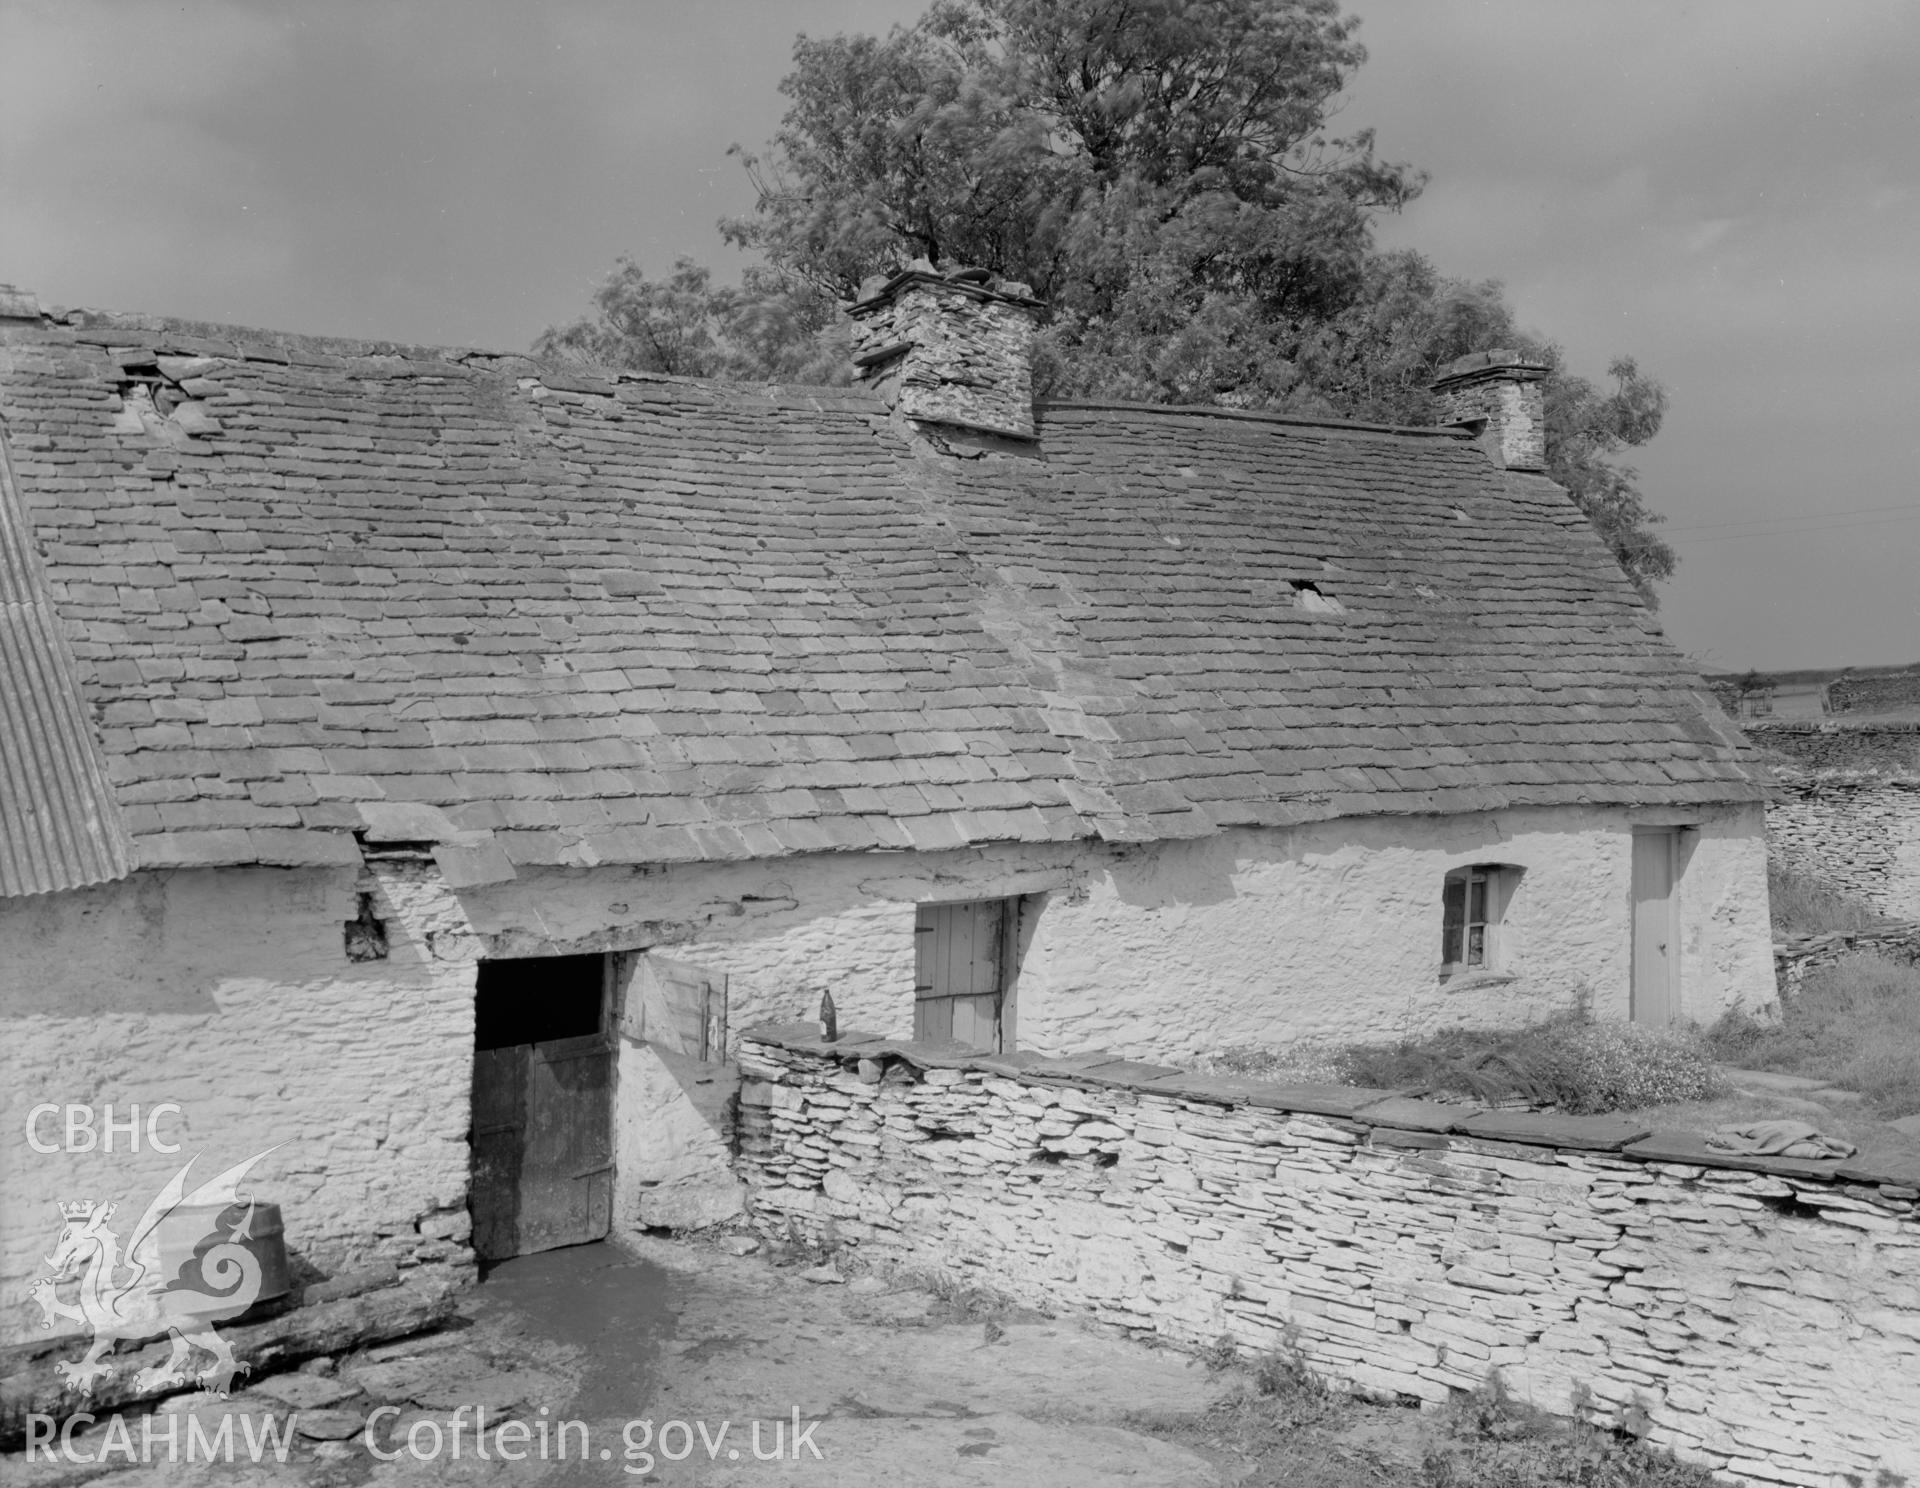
[475,954,606,1049]
[470,954,616,1266]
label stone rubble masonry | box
[1828,671,1920,716]
[735,1025,1920,1488]
[1429,350,1550,473]
[1753,723,1920,775]
[0,859,479,1348]
[1764,767,1920,922]
[848,269,1043,440]
[1774,926,1920,997]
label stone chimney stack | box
[847,263,1044,441]
[1430,349,1550,472]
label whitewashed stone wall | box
[0,795,1775,1342]
[463,804,1774,1059]
[0,863,477,1348]
[737,1031,1920,1488]
[1767,774,1920,920]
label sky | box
[2,0,1915,671]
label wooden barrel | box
[154,1200,291,1313]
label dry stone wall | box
[1765,770,1920,920]
[1774,926,1920,996]
[1828,671,1920,715]
[736,1026,1920,1488]
[1753,723,1920,774]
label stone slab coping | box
[1140,1071,1257,1106]
[741,1023,1920,1196]
[1457,1111,1652,1152]
[1242,1082,1403,1119]
[1349,1095,1475,1133]
[1064,1058,1185,1090]
[1836,1148,1920,1189]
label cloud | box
[2,0,1910,666]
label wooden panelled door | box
[470,954,616,1262]
[1630,830,1680,1025]
[914,899,1010,1051]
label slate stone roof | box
[0,305,1762,890]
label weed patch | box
[1419,1381,1718,1487]
[1769,862,1895,938]
[1131,1367,1727,1488]
[1706,950,1920,1117]
[1199,1019,1721,1115]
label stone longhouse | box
[0,268,1772,1318]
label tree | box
[535,256,849,385]
[1291,250,1675,592]
[722,0,1421,312]
[543,0,1675,597]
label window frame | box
[1440,864,1520,982]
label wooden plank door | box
[914,900,1006,1051]
[1630,830,1679,1025]
[470,957,616,1262]
[620,953,729,1060]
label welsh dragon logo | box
[31,1147,280,1398]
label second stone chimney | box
[847,264,1044,441]
[1431,349,1550,472]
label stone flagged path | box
[3,1238,1229,1486]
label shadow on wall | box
[0,866,368,1018]
[1107,841,1240,910]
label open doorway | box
[470,953,616,1263]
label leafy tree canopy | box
[539,0,1676,596]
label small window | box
[1441,865,1522,978]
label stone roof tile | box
[0,309,1764,875]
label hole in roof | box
[1291,580,1345,615]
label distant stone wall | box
[1751,722,1920,773]
[1774,926,1920,996]
[1829,671,1920,715]
[737,1027,1920,1488]
[1765,769,1920,920]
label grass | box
[1200,1018,1721,1116]
[1706,950,1920,1119]
[1133,1353,1720,1488]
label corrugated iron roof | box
[0,426,133,897]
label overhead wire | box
[1663,499,1920,535]
[1669,508,1920,545]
